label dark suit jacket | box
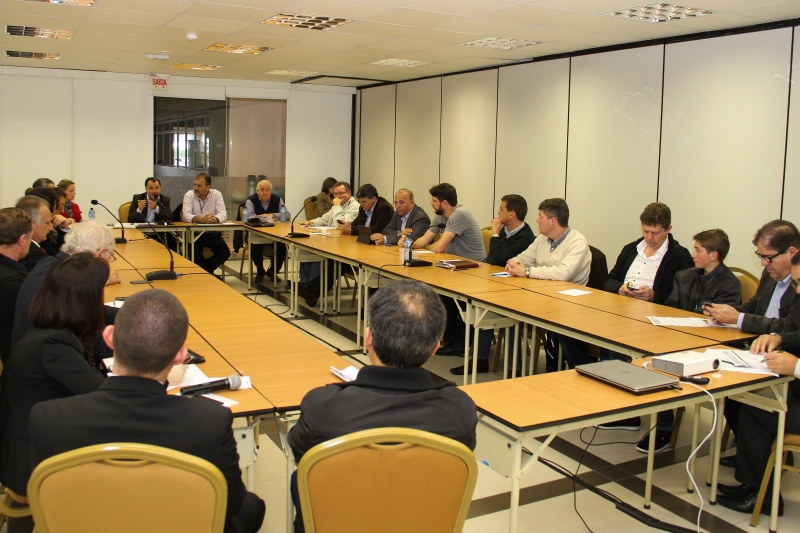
[0,328,104,495]
[29,376,249,523]
[12,252,117,363]
[486,223,536,267]
[603,234,694,305]
[0,254,27,364]
[381,205,431,245]
[348,197,394,237]
[20,242,48,274]
[288,366,477,463]
[127,193,172,224]
[664,264,742,313]
[735,268,800,334]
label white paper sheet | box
[704,349,777,376]
[557,289,591,296]
[330,365,359,382]
[203,393,239,407]
[646,316,712,327]
[104,300,125,308]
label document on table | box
[331,365,359,382]
[647,316,713,327]
[704,348,777,376]
[112,223,137,229]
[104,299,125,308]
[557,289,591,296]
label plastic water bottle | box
[88,208,95,221]
[279,205,288,223]
[242,206,249,222]
[404,238,412,264]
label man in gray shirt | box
[403,183,488,365]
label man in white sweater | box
[506,198,591,371]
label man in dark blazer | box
[288,280,477,532]
[127,177,172,224]
[370,188,431,246]
[14,196,52,274]
[29,290,265,533]
[705,220,800,334]
[336,183,394,237]
[0,208,31,364]
[485,194,535,266]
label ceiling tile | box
[80,20,158,36]
[404,28,483,44]
[296,30,387,45]
[72,32,145,45]
[70,40,135,52]
[1,14,84,30]
[735,1,800,21]
[334,20,421,38]
[555,31,641,47]
[194,0,303,8]
[548,14,647,33]
[280,39,357,52]
[181,3,279,24]
[286,0,393,19]
[363,37,446,51]
[365,8,464,28]
[236,22,310,39]
[481,4,584,25]
[526,1,642,14]
[510,25,592,42]
[86,9,175,26]
[667,11,766,30]
[149,26,232,43]
[434,17,537,37]
[93,0,192,15]
[166,15,252,34]
[402,0,517,17]
[2,1,90,19]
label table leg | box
[509,439,523,533]
[529,325,536,376]
[687,403,701,493]
[709,397,725,502]
[248,239,253,291]
[277,416,297,533]
[472,321,480,385]
[644,412,656,508]
[511,324,519,379]
[770,383,788,533]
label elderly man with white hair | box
[11,221,120,348]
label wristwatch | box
[524,267,531,278]
[769,332,782,348]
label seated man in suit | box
[714,253,800,516]
[127,177,172,224]
[183,172,230,274]
[244,179,288,283]
[13,196,52,273]
[29,290,266,533]
[705,219,800,334]
[370,188,430,246]
[0,208,31,364]
[288,279,478,532]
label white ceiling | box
[2,0,800,85]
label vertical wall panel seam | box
[492,69,500,212]
[71,78,75,179]
[564,57,572,200]
[438,76,443,184]
[781,27,795,219]
[392,85,397,193]
[357,90,363,188]
[656,44,666,202]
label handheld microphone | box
[177,375,243,397]
[287,197,315,238]
[91,199,127,244]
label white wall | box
[0,67,354,224]
[358,85,396,200]
[356,25,800,274]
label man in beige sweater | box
[506,198,591,371]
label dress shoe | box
[265,268,278,281]
[450,359,489,375]
[635,429,672,453]
[717,483,754,497]
[716,488,783,517]
[596,417,641,431]
[437,345,466,357]
[719,455,736,468]
[304,293,319,307]
[254,273,265,283]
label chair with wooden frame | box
[750,433,800,526]
[27,443,227,533]
[296,427,478,533]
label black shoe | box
[636,430,672,453]
[437,345,466,357]
[716,488,783,517]
[304,293,319,307]
[717,483,754,497]
[597,417,641,431]
[719,455,736,468]
[450,359,489,375]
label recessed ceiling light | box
[23,0,94,5]
[606,3,712,23]
[6,25,75,39]
[370,58,430,68]
[6,50,60,59]
[262,12,353,31]
[461,37,537,50]
[170,63,220,71]
[147,53,170,60]
[204,43,270,55]
[265,70,318,76]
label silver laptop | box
[575,360,679,395]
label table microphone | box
[155,197,174,226]
[177,375,243,397]
[91,199,127,243]
[141,213,177,281]
[287,197,315,238]
[406,223,444,267]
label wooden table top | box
[114,237,198,270]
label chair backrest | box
[587,245,608,291]
[730,267,759,305]
[481,226,492,256]
[297,427,477,533]
[172,204,183,223]
[304,196,317,220]
[28,443,227,533]
[118,202,130,224]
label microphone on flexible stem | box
[404,223,443,268]
[141,211,177,281]
[177,375,243,397]
[287,197,316,238]
[90,199,127,244]
[155,197,173,226]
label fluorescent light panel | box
[6,50,60,59]
[265,70,317,76]
[370,58,430,68]
[607,3,712,23]
[462,37,537,50]
[147,53,170,60]
[205,43,270,55]
[23,0,94,5]
[170,63,220,71]
[262,13,353,31]
[6,25,75,39]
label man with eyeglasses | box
[704,219,800,334]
